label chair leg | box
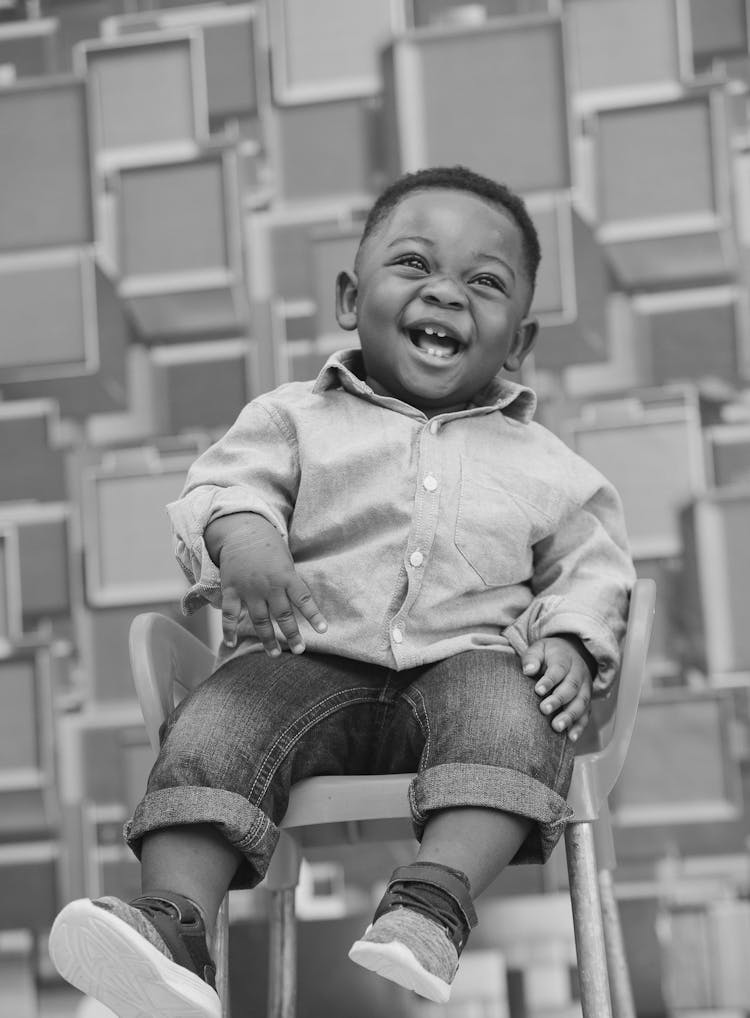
[564,821,613,1018]
[214,897,231,1018]
[267,887,296,1018]
[599,868,636,1018]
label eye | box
[472,273,505,291]
[394,253,429,272]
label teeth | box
[424,326,447,338]
[425,345,452,359]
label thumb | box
[522,643,545,677]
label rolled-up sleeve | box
[503,474,635,693]
[166,400,300,613]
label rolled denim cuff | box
[124,786,280,889]
[408,762,573,865]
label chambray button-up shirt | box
[167,350,635,693]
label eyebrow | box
[387,235,434,248]
[388,235,516,281]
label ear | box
[504,317,538,372]
[335,270,358,331]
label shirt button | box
[423,474,438,491]
[429,420,440,435]
[409,550,424,567]
[392,626,404,644]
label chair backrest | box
[128,579,656,821]
[128,612,216,752]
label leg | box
[140,824,242,945]
[416,805,531,896]
[350,650,576,1002]
[51,651,390,1018]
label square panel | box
[149,338,253,434]
[593,89,737,285]
[0,76,94,252]
[0,17,58,78]
[82,454,195,606]
[568,388,708,556]
[269,0,403,102]
[0,649,55,800]
[309,223,362,342]
[271,96,378,202]
[76,32,209,171]
[0,250,132,417]
[526,193,610,370]
[631,286,748,386]
[566,0,683,110]
[0,842,59,931]
[383,16,572,192]
[102,4,260,123]
[679,0,750,77]
[0,400,68,503]
[611,690,743,823]
[0,504,71,631]
[117,154,233,278]
[114,148,249,338]
[680,485,750,676]
[705,423,750,486]
[596,96,717,224]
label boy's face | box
[335,189,538,414]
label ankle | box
[375,862,478,954]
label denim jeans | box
[125,648,575,888]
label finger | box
[287,577,328,634]
[539,673,582,717]
[567,709,591,743]
[267,590,305,654]
[534,662,569,697]
[550,684,592,735]
[522,647,545,678]
[247,599,282,657]
[220,589,243,648]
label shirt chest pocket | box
[454,473,555,587]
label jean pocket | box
[454,473,554,587]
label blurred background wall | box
[2,0,750,1015]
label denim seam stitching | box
[402,687,431,768]
[248,686,385,802]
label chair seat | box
[283,773,413,829]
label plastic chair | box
[129,578,655,1018]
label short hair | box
[356,165,541,293]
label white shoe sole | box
[348,928,451,1004]
[49,900,222,1018]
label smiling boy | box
[49,166,634,1016]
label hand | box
[205,514,327,655]
[521,635,595,743]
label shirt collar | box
[312,348,537,423]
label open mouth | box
[407,325,461,359]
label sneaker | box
[349,862,477,1003]
[49,893,221,1018]
[349,907,458,1003]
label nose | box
[420,275,467,310]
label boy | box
[50,166,634,1017]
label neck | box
[365,377,468,418]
